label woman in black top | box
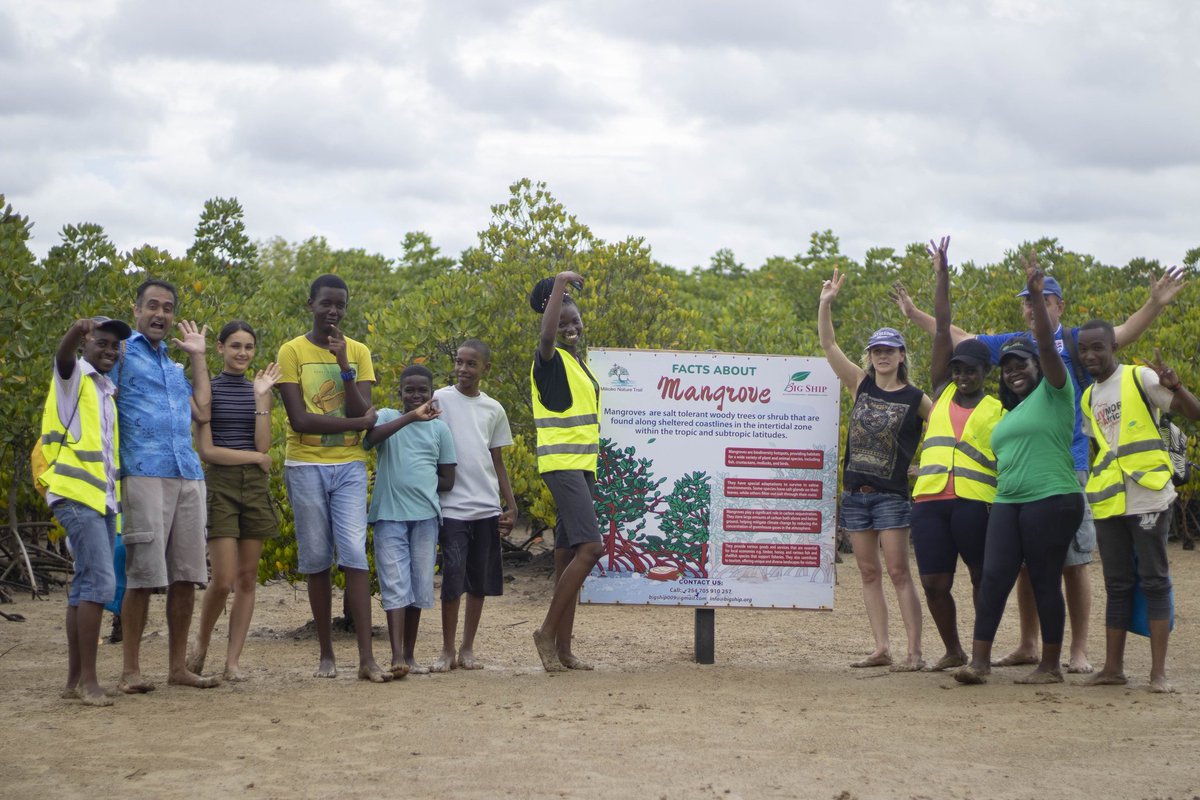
[819,269,932,671]
[188,321,280,681]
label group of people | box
[39,274,534,705]
[38,247,1194,706]
[821,238,1194,690]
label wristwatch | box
[340,368,356,381]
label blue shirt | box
[365,410,456,523]
[977,324,1090,470]
[116,332,204,479]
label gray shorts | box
[541,470,602,549]
[1065,471,1096,568]
[121,476,209,589]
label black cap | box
[90,316,133,340]
[948,338,992,370]
[998,336,1038,362]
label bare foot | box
[430,652,455,673]
[1084,671,1128,686]
[61,687,80,700]
[313,657,337,678]
[79,690,115,708]
[185,642,206,675]
[992,650,1038,667]
[1065,657,1093,674]
[889,656,926,673]
[168,669,221,688]
[925,652,968,672]
[389,663,410,679]
[405,658,431,675]
[118,674,156,694]
[456,650,484,670]
[222,667,248,683]
[357,664,393,683]
[953,664,990,685]
[1014,667,1063,684]
[850,652,892,668]
[532,629,566,673]
[1149,676,1175,694]
[559,653,594,671]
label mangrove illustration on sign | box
[593,436,711,578]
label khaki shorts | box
[122,476,208,589]
[206,464,278,540]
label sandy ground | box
[3,539,1200,800]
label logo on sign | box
[608,363,634,387]
[783,370,829,395]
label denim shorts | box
[372,518,438,611]
[285,462,369,574]
[53,500,117,607]
[839,490,912,532]
[1064,470,1095,568]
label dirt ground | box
[2,538,1200,800]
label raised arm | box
[174,320,212,424]
[817,268,866,391]
[538,271,583,362]
[252,362,281,453]
[1113,266,1187,349]
[1149,348,1200,421]
[326,326,372,417]
[928,236,954,391]
[892,282,974,345]
[55,319,96,379]
[1023,253,1068,389]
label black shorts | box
[439,516,504,601]
[910,497,990,576]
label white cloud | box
[3,0,1197,277]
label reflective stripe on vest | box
[1081,366,1171,519]
[531,348,600,473]
[38,374,120,515]
[912,385,1004,503]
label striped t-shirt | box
[210,372,257,451]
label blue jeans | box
[285,462,369,573]
[372,519,438,611]
[53,500,117,607]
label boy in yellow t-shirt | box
[277,274,389,683]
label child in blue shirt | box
[365,364,456,677]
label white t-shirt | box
[1083,364,1176,514]
[434,386,514,520]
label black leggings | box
[972,493,1085,645]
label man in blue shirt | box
[116,279,219,692]
[894,262,1186,672]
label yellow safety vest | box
[1081,366,1172,519]
[531,347,600,473]
[37,372,120,514]
[912,385,1004,503]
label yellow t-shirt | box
[278,334,376,464]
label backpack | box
[1129,368,1192,487]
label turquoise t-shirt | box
[991,378,1079,503]
[365,410,457,523]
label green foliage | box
[4,185,1200,596]
[642,471,711,569]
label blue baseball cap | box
[1016,276,1063,299]
[865,327,906,350]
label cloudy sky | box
[3,0,1197,271]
